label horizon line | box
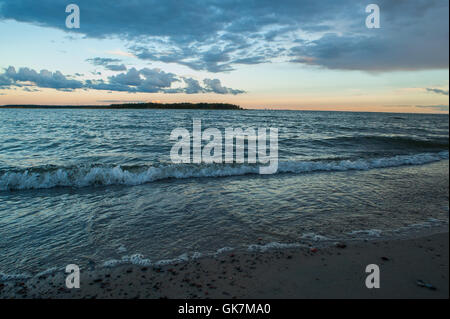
[0,104,448,115]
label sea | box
[0,109,448,280]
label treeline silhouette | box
[1,103,242,110]
[109,102,242,110]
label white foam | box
[102,253,151,268]
[191,252,203,259]
[248,242,302,252]
[129,254,152,266]
[101,247,235,270]
[395,218,449,232]
[214,247,234,256]
[154,253,189,266]
[300,232,332,241]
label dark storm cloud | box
[0,66,244,95]
[0,0,343,40]
[289,0,449,71]
[0,0,447,72]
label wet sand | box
[1,232,448,299]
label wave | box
[1,218,448,282]
[0,151,448,191]
[316,135,449,149]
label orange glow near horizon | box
[0,88,448,114]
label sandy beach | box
[1,232,447,299]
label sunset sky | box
[0,0,448,113]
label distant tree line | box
[0,103,242,110]
[108,102,242,110]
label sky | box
[0,0,448,113]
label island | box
[0,102,242,110]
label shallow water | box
[0,109,448,277]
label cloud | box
[0,0,447,73]
[183,78,204,94]
[289,0,449,71]
[1,66,83,91]
[426,88,449,96]
[203,78,245,95]
[108,68,143,86]
[105,64,127,72]
[86,57,127,72]
[233,56,267,65]
[0,73,13,87]
[87,57,122,65]
[87,67,180,93]
[0,66,245,95]
[22,87,41,92]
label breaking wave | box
[0,151,448,191]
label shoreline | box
[1,231,448,299]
